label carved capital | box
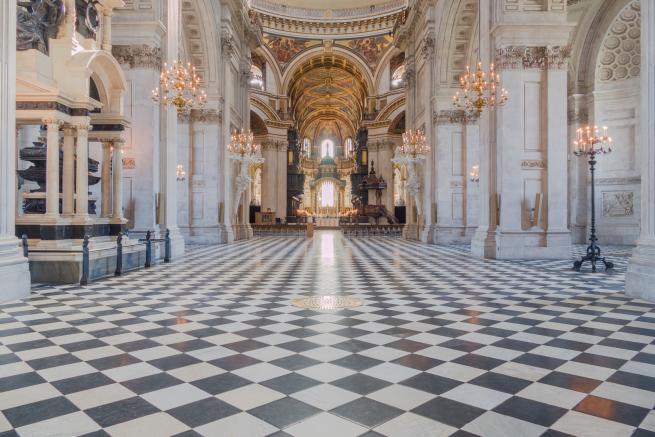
[221,31,235,59]
[421,35,435,60]
[112,44,162,69]
[42,117,63,127]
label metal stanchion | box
[80,236,89,286]
[164,229,171,263]
[21,234,28,258]
[115,233,123,276]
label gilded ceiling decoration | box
[288,63,367,139]
[339,36,393,67]
[264,36,321,66]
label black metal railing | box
[340,224,404,237]
[252,224,308,237]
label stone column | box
[471,0,498,258]
[626,0,655,301]
[0,0,30,301]
[74,123,90,219]
[101,142,112,217]
[62,126,75,217]
[161,0,185,256]
[112,142,124,220]
[101,8,112,52]
[44,118,62,218]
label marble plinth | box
[28,241,148,284]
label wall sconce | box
[176,164,186,181]
[469,164,480,183]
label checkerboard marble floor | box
[1,231,654,437]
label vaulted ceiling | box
[288,57,368,140]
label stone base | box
[471,226,497,258]
[495,230,571,260]
[165,227,186,259]
[403,224,422,241]
[28,240,148,284]
[233,224,253,241]
[626,238,655,302]
[431,225,477,245]
[0,238,31,302]
[181,225,235,245]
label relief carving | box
[112,44,162,69]
[602,191,634,217]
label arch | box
[69,50,127,114]
[250,110,268,135]
[569,0,635,94]
[282,47,375,95]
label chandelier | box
[452,62,508,118]
[399,129,430,158]
[152,61,207,113]
[227,129,260,157]
[574,125,613,156]
[176,164,186,181]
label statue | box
[16,0,65,54]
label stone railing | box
[248,0,406,20]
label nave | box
[0,233,654,436]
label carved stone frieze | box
[433,110,478,125]
[595,176,641,185]
[495,45,571,70]
[602,191,634,217]
[178,109,222,124]
[112,44,162,69]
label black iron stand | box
[573,155,614,272]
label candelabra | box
[400,129,430,158]
[152,61,207,113]
[393,131,430,215]
[176,164,186,181]
[469,164,480,183]
[227,129,264,219]
[573,125,614,272]
[452,62,508,118]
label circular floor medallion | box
[291,295,363,310]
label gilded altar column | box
[62,126,76,217]
[626,0,655,301]
[101,142,112,218]
[74,123,90,219]
[0,0,30,301]
[44,118,62,218]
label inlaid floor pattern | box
[1,231,654,437]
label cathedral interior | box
[1,0,655,435]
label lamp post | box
[573,125,614,272]
[227,129,264,222]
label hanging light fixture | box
[227,128,260,157]
[176,164,186,181]
[399,129,430,158]
[452,3,508,118]
[152,60,207,113]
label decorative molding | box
[521,160,547,169]
[595,176,641,185]
[17,101,89,116]
[495,45,572,70]
[602,191,634,217]
[433,110,478,125]
[178,109,223,124]
[111,44,162,69]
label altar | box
[315,217,339,228]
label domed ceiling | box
[256,0,393,8]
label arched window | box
[391,64,406,89]
[249,65,264,90]
[345,137,354,157]
[303,138,311,158]
[321,139,334,158]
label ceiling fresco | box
[339,36,393,68]
[264,36,322,66]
